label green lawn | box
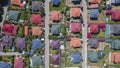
[92,29,105,38]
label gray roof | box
[110,25,120,35]
[2,36,13,47]
[16,37,25,51]
[32,1,42,11]
[111,40,120,50]
[32,55,42,66]
[89,39,99,49]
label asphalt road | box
[44,0,50,68]
[82,0,88,68]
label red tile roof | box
[32,27,42,36]
[70,22,82,33]
[111,52,120,63]
[20,4,25,9]
[114,10,120,20]
[89,0,101,4]
[90,4,99,8]
[70,8,82,17]
[70,38,81,48]
[31,14,42,24]
[87,33,92,38]
[11,0,21,6]
[90,24,99,33]
[24,26,28,36]
[51,11,60,21]
[14,57,23,68]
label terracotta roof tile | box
[24,26,28,36]
[11,0,21,6]
[51,11,60,21]
[32,27,42,36]
[89,0,101,3]
[70,8,82,17]
[70,38,81,48]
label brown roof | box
[70,8,82,17]
[111,52,120,63]
[70,38,81,48]
[32,27,42,36]
[24,26,28,36]
[11,0,21,6]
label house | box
[71,52,82,63]
[0,62,11,68]
[32,39,43,50]
[7,10,20,21]
[71,0,81,4]
[70,22,82,33]
[3,24,18,35]
[111,10,120,21]
[50,11,60,21]
[2,36,13,47]
[32,1,42,11]
[106,4,112,10]
[50,40,61,50]
[70,8,82,18]
[51,25,60,35]
[106,10,113,15]
[31,14,42,24]
[88,66,100,68]
[89,39,99,49]
[30,50,35,56]
[111,52,120,63]
[88,51,99,62]
[32,27,42,36]
[90,4,99,9]
[70,38,81,48]
[32,55,42,66]
[14,57,23,68]
[51,0,60,6]
[24,26,28,36]
[111,0,120,5]
[88,0,101,4]
[51,54,60,65]
[11,0,22,6]
[111,40,120,50]
[90,24,99,34]
[20,4,25,9]
[90,9,99,19]
[16,37,26,51]
[110,24,120,35]
[0,45,3,51]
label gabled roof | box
[51,11,60,21]
[51,0,60,5]
[32,55,42,66]
[31,14,42,24]
[50,40,61,50]
[32,27,42,36]
[7,10,20,21]
[2,36,13,47]
[11,0,21,6]
[51,25,60,35]
[88,0,101,4]
[24,26,28,36]
[32,39,43,50]
[88,51,99,62]
[110,24,120,35]
[90,9,99,19]
[16,37,25,51]
[70,22,82,33]
[111,52,120,63]
[32,1,42,11]
[70,8,82,17]
[71,52,81,63]
[52,54,60,65]
[112,10,120,21]
[89,39,99,49]
[70,38,81,48]
[14,57,23,68]
[111,40,120,50]
[0,62,11,68]
[90,4,99,9]
[90,24,99,34]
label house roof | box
[90,9,99,19]
[70,38,81,48]
[24,26,28,36]
[112,10,120,20]
[7,10,20,21]
[16,37,25,51]
[11,0,21,6]
[14,57,23,68]
[50,40,61,50]
[106,4,112,10]
[32,27,42,36]
[0,62,11,68]
[31,14,42,24]
[89,39,99,49]
[88,0,101,4]
[70,22,82,33]
[71,52,81,63]
[70,8,82,17]
[110,24,120,35]
[51,0,60,5]
[51,11,60,21]
[88,66,100,68]
[90,24,99,34]
[87,33,92,38]
[106,10,113,15]
[32,55,42,66]
[20,4,25,9]
[88,52,99,62]
[52,54,60,65]
[32,1,41,11]
[90,4,99,8]
[32,39,43,50]
[111,52,120,63]
[51,25,60,35]
[111,40,120,50]
[0,45,3,51]
[2,36,13,47]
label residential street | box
[0,52,21,56]
[45,0,50,68]
[82,0,88,68]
